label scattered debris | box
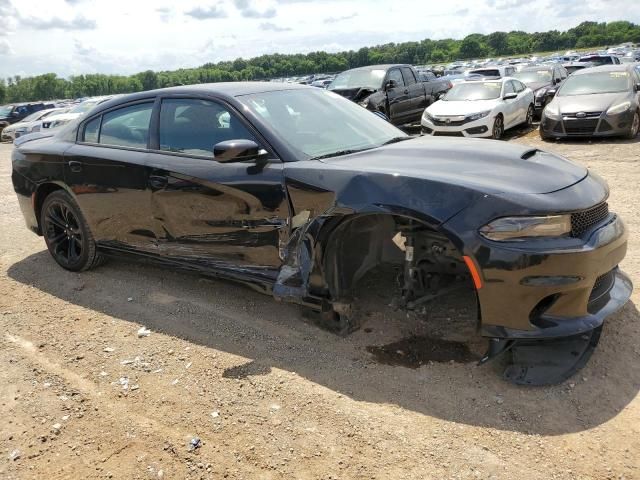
[211,411,220,418]
[103,347,115,353]
[118,377,130,390]
[495,396,504,405]
[62,415,70,421]
[100,371,108,376]
[127,297,133,302]
[188,437,202,452]
[270,404,281,412]
[185,362,192,369]
[51,423,62,435]
[171,379,179,385]
[137,327,151,338]
[9,449,21,461]
[43,382,51,388]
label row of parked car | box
[0,96,115,143]
[323,58,639,141]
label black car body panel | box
[11,82,632,384]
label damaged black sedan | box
[11,83,631,385]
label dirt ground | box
[1,127,639,480]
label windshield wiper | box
[310,148,372,160]
[381,136,412,146]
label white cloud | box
[0,0,638,78]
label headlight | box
[479,215,571,241]
[423,111,435,122]
[606,101,631,116]
[543,103,561,120]
[467,110,491,121]
[31,125,41,132]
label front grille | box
[563,111,602,119]
[431,117,466,127]
[571,203,609,237]
[433,131,464,137]
[563,119,599,135]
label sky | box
[0,0,637,79]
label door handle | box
[404,89,409,94]
[68,160,82,173]
[148,175,168,189]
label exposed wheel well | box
[34,183,65,233]
[318,213,479,335]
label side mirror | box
[213,139,267,163]
[634,83,640,92]
[384,79,398,91]
[503,92,518,100]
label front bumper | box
[421,116,492,138]
[469,214,630,339]
[541,109,634,138]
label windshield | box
[470,69,500,77]
[513,70,552,83]
[0,106,13,117]
[328,69,386,90]
[238,88,406,159]
[443,82,502,101]
[21,110,48,123]
[558,71,631,96]
[69,100,100,114]
[579,56,611,66]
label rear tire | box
[40,190,103,272]
[626,110,639,139]
[491,114,504,140]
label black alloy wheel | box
[492,115,504,140]
[41,191,102,271]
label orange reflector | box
[31,192,36,210]
[463,255,483,290]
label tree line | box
[1,21,639,104]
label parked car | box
[563,61,595,75]
[1,107,68,142]
[41,96,115,130]
[0,102,55,132]
[578,55,621,66]
[421,78,534,139]
[467,65,517,79]
[513,64,568,117]
[540,64,640,140]
[311,79,333,88]
[328,64,451,126]
[11,82,631,385]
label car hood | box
[427,99,499,116]
[319,136,588,195]
[45,112,82,122]
[552,92,630,113]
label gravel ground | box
[0,128,639,479]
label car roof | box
[519,65,554,72]
[95,82,312,112]
[341,64,409,72]
[571,64,634,75]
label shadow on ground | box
[8,251,640,436]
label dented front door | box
[146,152,289,272]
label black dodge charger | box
[11,83,632,385]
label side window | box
[99,103,153,149]
[401,67,417,85]
[387,69,405,87]
[83,116,101,143]
[427,72,437,81]
[503,81,516,95]
[514,80,525,93]
[159,98,257,157]
[506,67,515,76]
